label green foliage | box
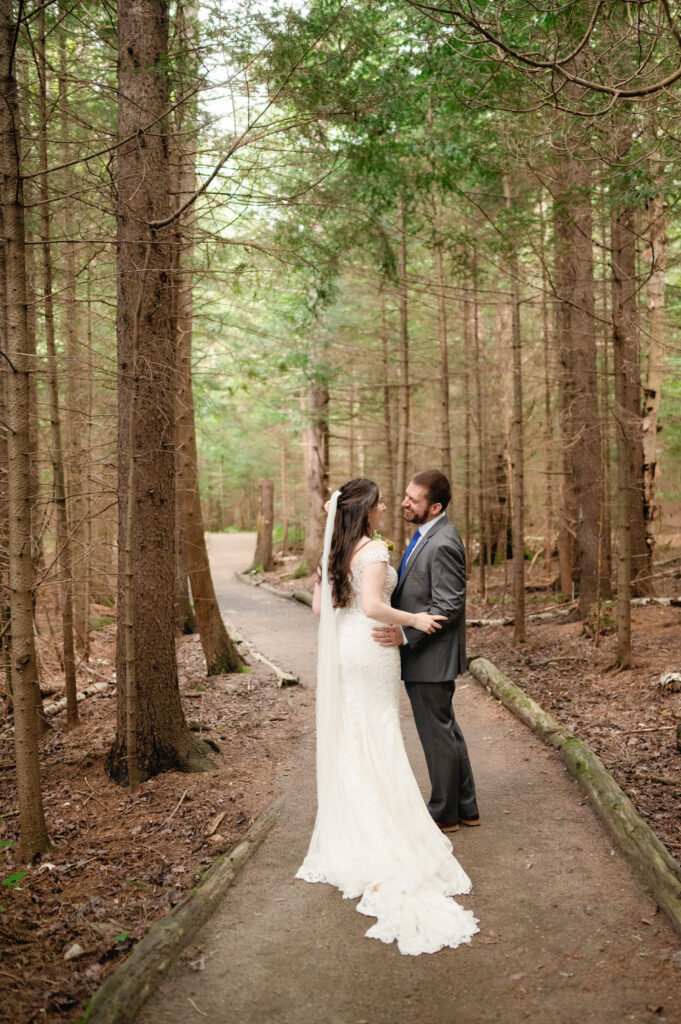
[90,616,114,630]
[2,871,28,889]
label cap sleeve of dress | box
[353,543,390,572]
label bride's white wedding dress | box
[296,538,479,956]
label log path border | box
[468,656,681,938]
[79,801,279,1024]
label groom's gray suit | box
[392,515,478,825]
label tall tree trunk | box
[555,256,576,599]
[610,126,649,596]
[0,205,10,705]
[642,191,665,581]
[553,155,610,614]
[38,9,78,726]
[170,51,197,639]
[1,0,51,859]
[462,278,472,570]
[279,430,289,554]
[394,199,410,553]
[433,215,452,481]
[110,0,205,784]
[251,479,274,572]
[380,294,395,540]
[58,6,88,651]
[348,382,356,477]
[503,179,525,642]
[471,252,487,599]
[539,193,554,578]
[612,206,634,668]
[301,376,329,573]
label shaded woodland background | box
[2,0,681,865]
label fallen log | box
[224,624,298,688]
[467,605,575,627]
[468,655,681,939]
[634,773,681,787]
[42,681,113,716]
[80,802,279,1024]
[0,681,114,739]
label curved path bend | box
[140,534,680,1024]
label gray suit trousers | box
[405,680,478,824]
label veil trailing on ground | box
[313,489,341,835]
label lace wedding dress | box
[296,512,479,956]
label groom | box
[372,470,479,833]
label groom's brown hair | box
[411,469,451,510]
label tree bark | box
[251,479,275,572]
[433,214,452,481]
[613,202,648,595]
[0,194,10,706]
[611,204,638,666]
[462,278,472,571]
[379,294,396,540]
[279,430,290,554]
[1,0,51,859]
[642,191,666,581]
[471,252,487,599]
[38,8,78,726]
[539,193,554,578]
[300,377,329,573]
[503,178,526,642]
[110,0,205,784]
[553,154,610,614]
[394,198,410,554]
[58,6,88,652]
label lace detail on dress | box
[296,538,478,955]
[347,544,395,612]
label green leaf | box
[113,931,130,942]
[0,840,16,849]
[2,870,28,889]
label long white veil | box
[314,489,341,832]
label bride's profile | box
[296,478,478,956]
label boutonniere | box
[372,531,394,553]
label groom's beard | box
[404,508,432,526]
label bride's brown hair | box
[327,478,380,608]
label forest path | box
[140,534,680,1024]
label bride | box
[296,478,478,955]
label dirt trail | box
[141,534,681,1024]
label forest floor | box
[0,535,314,1024]
[2,535,681,1023]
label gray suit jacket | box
[392,515,467,683]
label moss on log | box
[80,801,279,1024]
[468,655,681,938]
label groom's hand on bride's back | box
[371,624,403,647]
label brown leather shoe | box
[461,816,481,827]
[436,821,460,833]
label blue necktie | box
[398,529,421,580]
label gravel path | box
[140,534,681,1024]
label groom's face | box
[401,483,441,526]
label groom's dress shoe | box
[461,816,481,827]
[436,821,460,833]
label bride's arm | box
[361,559,444,633]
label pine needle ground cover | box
[0,630,311,1024]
